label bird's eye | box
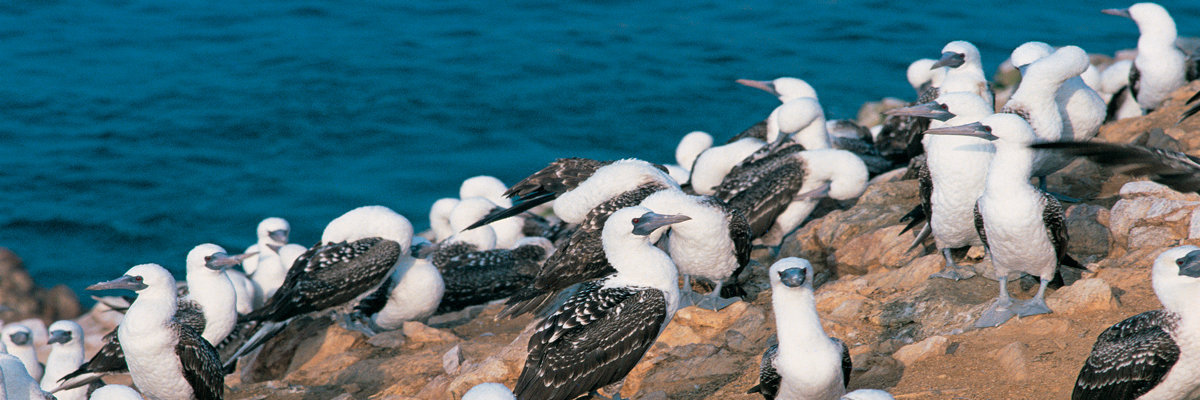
[1177,259,1185,266]
[632,218,641,224]
[204,256,212,261]
[983,126,993,133]
[134,276,143,282]
[939,103,948,110]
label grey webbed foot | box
[930,266,976,281]
[340,311,379,337]
[695,292,741,311]
[1014,296,1053,317]
[975,297,1016,328]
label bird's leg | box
[695,281,741,311]
[339,310,380,337]
[930,248,976,281]
[1014,277,1054,317]
[678,275,701,308]
[975,274,1016,328]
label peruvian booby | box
[432,197,501,268]
[350,253,445,333]
[41,320,91,400]
[88,384,144,400]
[1103,3,1199,112]
[2,323,42,380]
[639,189,752,310]
[87,264,224,400]
[491,159,679,318]
[54,245,245,393]
[1100,60,1144,122]
[242,217,307,305]
[873,59,947,166]
[463,382,516,400]
[2,353,55,400]
[1073,245,1200,399]
[430,236,550,314]
[749,258,850,400]
[429,197,461,242]
[226,205,411,366]
[924,114,1084,328]
[1005,45,1105,185]
[467,158,629,229]
[690,137,768,196]
[667,130,714,183]
[933,40,995,108]
[887,92,993,279]
[455,195,524,251]
[716,146,869,247]
[514,206,688,400]
[729,78,820,144]
[1029,141,1200,194]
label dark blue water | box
[1,1,1198,298]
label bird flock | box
[3,2,1200,400]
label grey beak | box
[1102,8,1131,18]
[47,330,72,345]
[1178,250,1200,278]
[796,182,831,200]
[778,267,808,288]
[268,229,289,244]
[9,331,30,346]
[631,212,692,236]
[736,79,780,97]
[87,275,149,292]
[924,122,999,141]
[205,252,255,270]
[885,101,956,121]
[932,51,966,69]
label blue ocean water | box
[1,1,1197,298]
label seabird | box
[1099,59,1144,122]
[514,206,688,400]
[88,384,144,400]
[690,137,768,196]
[429,197,461,242]
[1029,141,1200,194]
[667,130,714,183]
[1004,45,1105,186]
[735,83,884,170]
[639,189,752,310]
[1073,245,1200,399]
[924,114,1084,328]
[1,353,55,400]
[40,320,91,400]
[54,245,245,393]
[908,58,947,101]
[887,92,993,279]
[350,253,445,334]
[225,205,412,366]
[431,236,551,314]
[460,175,514,208]
[489,159,679,318]
[1103,3,1198,112]
[749,257,850,400]
[242,217,306,305]
[933,40,995,108]
[716,147,869,247]
[455,196,523,251]
[462,382,516,400]
[2,323,42,380]
[87,263,224,400]
[873,59,947,166]
[432,198,501,268]
[729,78,820,144]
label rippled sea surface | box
[1,1,1197,296]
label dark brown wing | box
[1073,310,1180,400]
[514,283,667,400]
[175,323,224,400]
[725,162,807,239]
[1128,62,1141,103]
[833,337,852,388]
[748,344,780,399]
[726,119,769,144]
[973,202,988,249]
[1029,142,1200,194]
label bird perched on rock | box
[749,257,850,400]
[87,263,224,400]
[40,320,92,400]
[514,206,688,400]
[1073,245,1200,399]
[242,217,306,306]
[1103,2,1199,113]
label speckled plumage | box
[1074,310,1180,399]
[435,244,546,313]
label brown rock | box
[0,248,82,323]
[991,342,1031,381]
[403,321,461,343]
[891,335,949,367]
[1047,278,1120,313]
[1065,204,1112,260]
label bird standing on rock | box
[515,206,688,400]
[750,257,850,400]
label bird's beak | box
[885,102,956,121]
[632,212,692,236]
[87,275,149,292]
[796,182,831,200]
[268,229,289,244]
[932,51,966,69]
[1178,250,1200,278]
[736,79,780,97]
[47,330,71,345]
[778,268,808,288]
[923,122,998,141]
[9,331,31,346]
[206,252,256,270]
[1102,8,1131,18]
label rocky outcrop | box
[0,247,82,325]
